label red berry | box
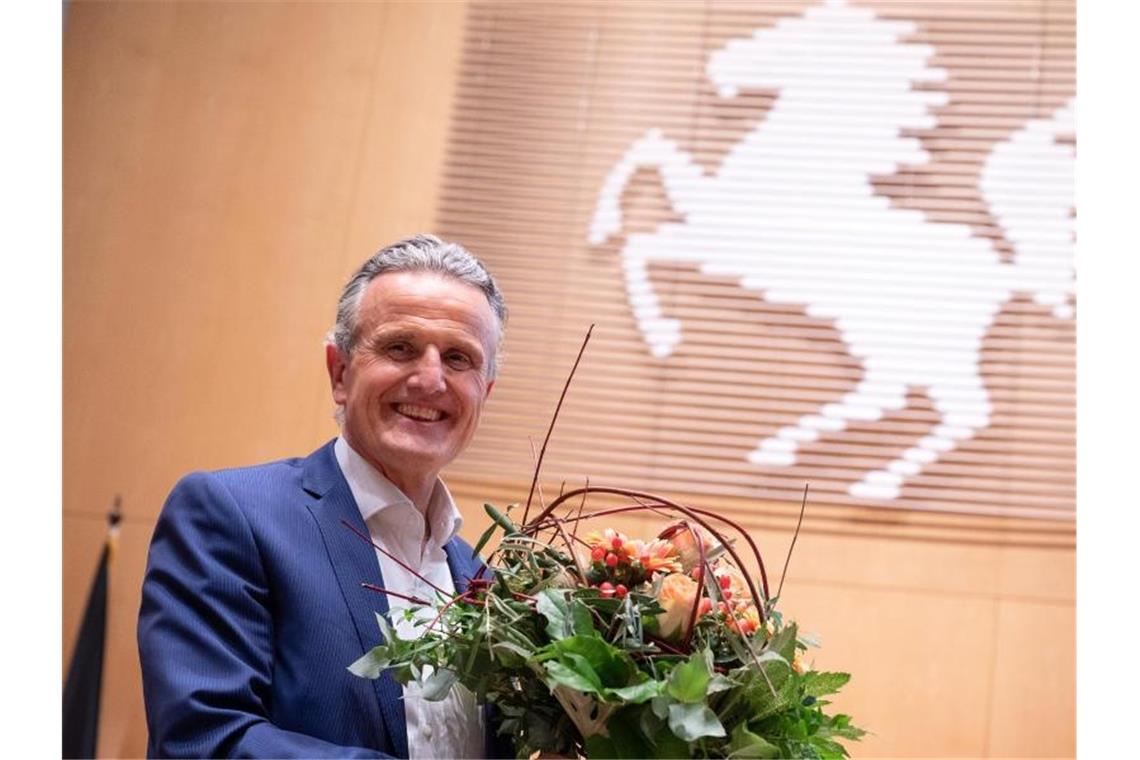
[599,582,615,598]
[615,584,628,598]
[611,536,623,550]
[605,552,619,568]
[591,546,606,562]
[719,574,732,590]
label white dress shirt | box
[335,437,484,759]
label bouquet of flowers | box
[349,485,863,758]
[350,329,863,758]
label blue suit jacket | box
[138,441,499,758]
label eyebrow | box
[368,327,486,358]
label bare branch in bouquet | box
[776,483,810,604]
[340,518,449,597]
[522,324,594,525]
[528,488,770,615]
[360,582,431,607]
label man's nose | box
[407,348,446,394]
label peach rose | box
[655,572,701,641]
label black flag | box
[62,499,121,759]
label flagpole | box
[62,496,121,759]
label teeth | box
[397,404,443,422]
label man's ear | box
[326,343,348,404]
[485,379,495,399]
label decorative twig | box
[526,489,770,607]
[340,518,450,597]
[361,583,431,607]
[775,483,810,603]
[522,324,594,525]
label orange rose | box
[655,572,700,641]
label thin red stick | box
[361,583,431,606]
[522,324,594,525]
[340,518,450,598]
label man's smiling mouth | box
[394,403,445,422]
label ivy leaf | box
[708,672,735,695]
[536,589,597,641]
[420,667,458,701]
[607,678,663,704]
[545,658,603,694]
[726,723,781,759]
[596,709,657,758]
[666,702,726,741]
[346,647,390,679]
[347,613,402,679]
[545,635,636,688]
[536,589,576,640]
[666,648,713,703]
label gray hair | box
[328,234,508,378]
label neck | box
[341,433,437,513]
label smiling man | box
[138,235,510,758]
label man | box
[138,235,509,758]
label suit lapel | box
[443,540,476,595]
[303,442,409,758]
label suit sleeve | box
[137,472,390,758]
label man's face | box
[327,271,497,494]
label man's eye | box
[384,342,414,358]
[444,351,473,369]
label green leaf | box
[603,709,657,758]
[489,639,532,667]
[420,667,458,701]
[572,598,597,637]
[708,672,736,695]
[636,705,691,758]
[666,702,726,741]
[726,723,781,759]
[767,622,798,662]
[545,659,603,694]
[544,635,636,689]
[666,648,713,703]
[484,502,518,535]
[801,671,851,698]
[536,589,576,640]
[470,520,500,560]
[585,734,619,759]
[607,678,663,704]
[346,647,390,679]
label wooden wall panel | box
[63,2,468,756]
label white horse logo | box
[588,0,1074,500]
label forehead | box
[356,270,498,344]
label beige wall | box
[63,2,1073,757]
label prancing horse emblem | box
[588,0,1074,500]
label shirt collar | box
[333,436,464,547]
